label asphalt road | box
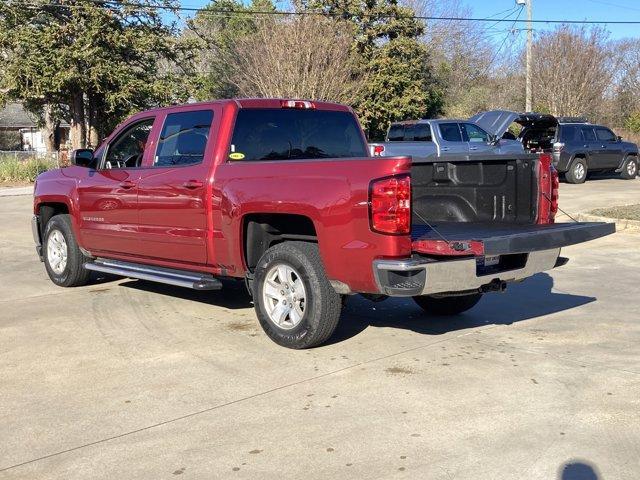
[1,181,639,480]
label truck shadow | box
[115,271,594,342]
[331,272,595,343]
[118,278,254,310]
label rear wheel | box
[43,214,91,287]
[620,156,638,179]
[412,293,483,316]
[252,241,341,349]
[565,158,587,184]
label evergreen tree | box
[0,0,186,148]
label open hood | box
[470,110,558,138]
[469,110,520,138]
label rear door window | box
[439,123,463,142]
[581,127,597,142]
[560,125,580,142]
[230,109,367,161]
[154,110,213,167]
[595,127,616,142]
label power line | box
[482,5,525,77]
[4,0,640,24]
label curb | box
[576,212,640,232]
[0,186,34,197]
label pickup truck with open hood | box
[32,99,615,349]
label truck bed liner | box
[412,221,615,256]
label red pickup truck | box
[32,99,614,348]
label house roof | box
[0,102,38,128]
[0,102,70,128]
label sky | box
[174,0,640,41]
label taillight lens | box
[550,164,559,222]
[369,175,411,234]
[537,153,559,224]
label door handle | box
[469,146,478,151]
[119,180,136,189]
[441,147,450,151]
[183,180,204,189]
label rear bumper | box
[373,248,561,297]
[32,214,43,261]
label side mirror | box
[617,135,623,141]
[70,149,94,167]
[488,134,500,145]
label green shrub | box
[0,155,58,183]
[0,131,22,150]
[624,111,640,134]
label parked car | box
[471,111,639,183]
[32,99,614,349]
[369,118,524,161]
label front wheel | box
[620,156,638,180]
[43,214,91,287]
[413,293,483,316]
[252,241,342,349]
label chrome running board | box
[85,258,222,290]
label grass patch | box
[591,204,640,221]
[0,155,58,183]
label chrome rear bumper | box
[373,248,561,297]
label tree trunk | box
[41,104,58,153]
[69,91,86,149]
[87,95,100,148]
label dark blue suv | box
[552,121,639,184]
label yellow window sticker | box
[229,152,245,160]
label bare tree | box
[403,0,532,117]
[229,16,363,102]
[531,26,611,117]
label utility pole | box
[516,0,532,110]
[525,0,533,111]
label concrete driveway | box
[1,185,639,479]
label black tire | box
[252,241,341,349]
[565,157,588,184]
[43,214,91,287]
[412,293,483,316]
[620,156,638,180]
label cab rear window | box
[229,109,367,161]
[387,123,432,142]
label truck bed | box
[412,221,615,256]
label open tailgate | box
[412,222,615,256]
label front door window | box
[103,119,154,169]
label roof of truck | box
[138,98,352,115]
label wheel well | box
[571,154,588,167]
[38,203,69,235]
[243,214,317,271]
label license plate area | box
[476,253,528,276]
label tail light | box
[537,153,559,224]
[369,175,411,234]
[281,100,315,109]
[550,165,559,222]
[371,144,385,157]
